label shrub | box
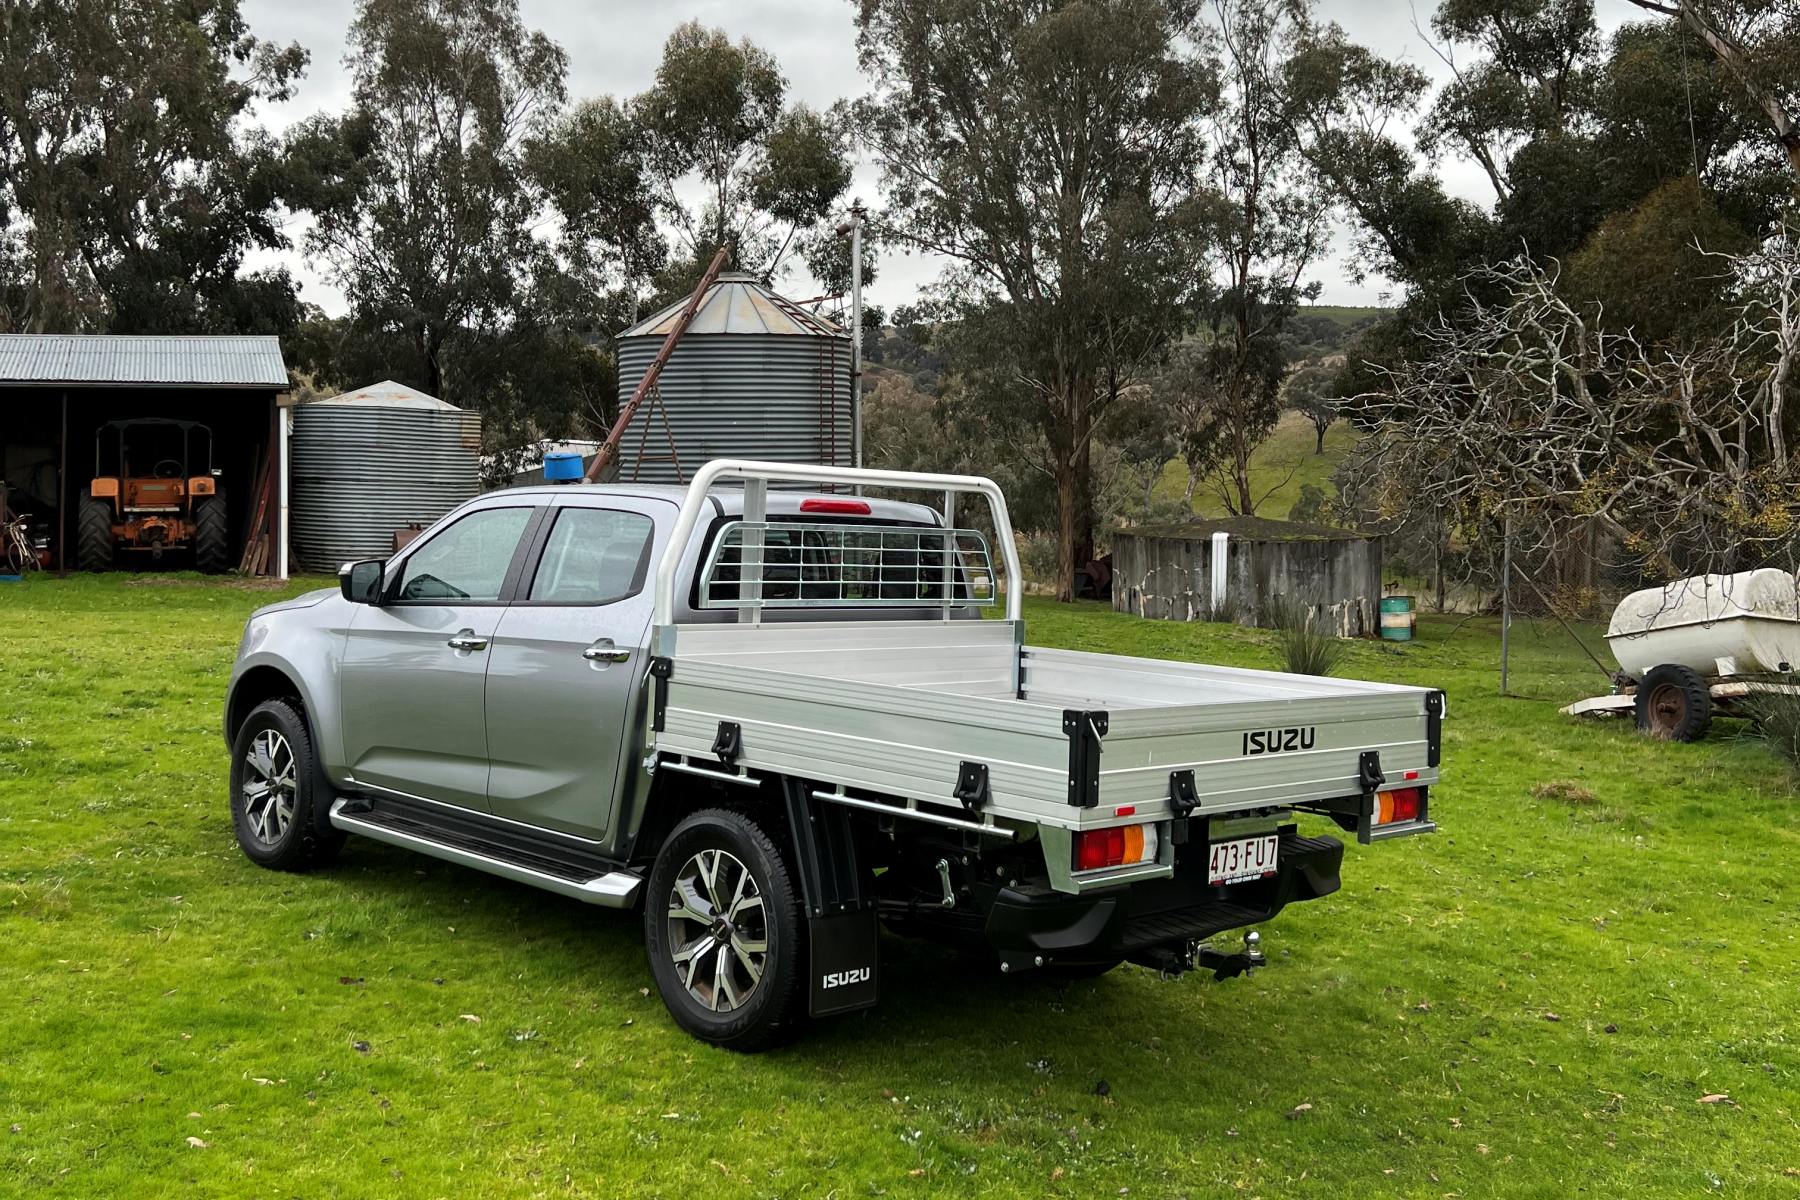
[1743,679,1800,775]
[1267,597,1347,676]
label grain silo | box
[612,272,850,482]
[290,380,482,571]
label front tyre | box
[229,698,344,871]
[644,808,806,1051]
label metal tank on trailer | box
[611,272,852,483]
[289,380,482,571]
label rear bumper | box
[982,826,1343,968]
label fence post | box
[1500,512,1512,696]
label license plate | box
[1208,834,1279,886]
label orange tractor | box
[78,419,228,572]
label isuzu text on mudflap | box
[225,461,1444,1049]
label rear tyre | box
[644,808,806,1051]
[193,493,228,574]
[229,697,344,871]
[1635,663,1713,742]
[76,492,114,571]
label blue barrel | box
[542,451,584,482]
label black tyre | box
[193,493,228,574]
[644,808,806,1051]
[1635,663,1713,742]
[228,698,344,871]
[76,492,114,571]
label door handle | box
[447,629,488,652]
[583,639,630,664]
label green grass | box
[4,574,1799,1197]
[1152,411,1361,521]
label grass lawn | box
[4,574,1799,1197]
[1151,411,1361,521]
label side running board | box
[329,797,642,908]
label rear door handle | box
[447,629,488,652]
[583,638,630,664]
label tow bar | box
[1139,930,1267,981]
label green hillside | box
[1150,410,1361,520]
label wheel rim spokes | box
[241,729,296,845]
[666,848,767,1014]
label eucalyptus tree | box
[0,0,306,334]
[289,0,568,400]
[855,0,1215,600]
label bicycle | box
[3,513,41,573]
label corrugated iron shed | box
[0,334,288,388]
[621,272,846,339]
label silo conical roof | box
[620,272,847,339]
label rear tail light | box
[799,498,872,514]
[1376,787,1423,825]
[1074,822,1159,871]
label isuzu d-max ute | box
[225,460,1443,1049]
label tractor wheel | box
[76,492,114,572]
[1635,663,1713,742]
[193,493,228,574]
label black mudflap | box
[809,908,879,1017]
[781,777,880,1018]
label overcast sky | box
[240,0,1643,317]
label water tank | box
[290,380,482,571]
[613,272,851,482]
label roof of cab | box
[493,482,944,525]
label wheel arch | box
[225,662,312,746]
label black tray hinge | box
[1168,769,1198,844]
[712,720,742,765]
[1425,690,1444,767]
[649,656,672,733]
[1358,749,1386,796]
[953,761,990,813]
[1063,709,1109,808]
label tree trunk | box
[1054,451,1080,603]
[1314,421,1326,454]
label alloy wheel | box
[241,729,297,845]
[665,848,768,1013]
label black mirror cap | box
[339,559,385,604]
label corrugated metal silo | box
[290,380,482,571]
[613,272,850,482]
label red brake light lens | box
[800,498,872,514]
[1076,827,1124,871]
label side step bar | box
[329,798,642,908]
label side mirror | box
[339,559,386,605]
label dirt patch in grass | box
[121,575,290,590]
[1531,780,1598,805]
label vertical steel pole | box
[1500,512,1513,696]
[849,201,864,471]
[57,390,68,574]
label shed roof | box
[304,380,458,410]
[620,272,846,339]
[0,334,288,388]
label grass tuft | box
[1267,596,1347,676]
[1531,780,1599,805]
